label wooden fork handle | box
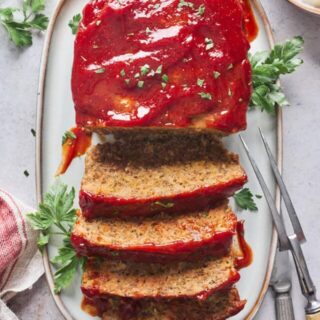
[306,311,320,320]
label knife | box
[270,249,295,320]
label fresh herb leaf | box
[31,128,36,137]
[95,67,105,74]
[178,0,194,8]
[213,71,220,79]
[37,232,49,251]
[24,170,29,177]
[155,65,163,75]
[250,36,304,114]
[0,1,48,47]
[27,181,83,293]
[137,80,144,88]
[62,130,76,145]
[68,13,81,35]
[197,4,205,15]
[162,74,168,83]
[197,78,204,87]
[154,201,174,208]
[140,64,150,76]
[120,69,126,77]
[205,38,214,50]
[234,188,258,211]
[198,92,212,100]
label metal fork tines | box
[240,130,320,316]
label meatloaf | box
[72,0,251,134]
[83,288,246,320]
[71,201,236,262]
[80,133,247,218]
[81,254,240,301]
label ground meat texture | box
[81,255,240,300]
[80,132,247,218]
[71,201,236,262]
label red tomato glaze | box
[72,0,253,133]
[56,127,92,176]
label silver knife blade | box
[270,249,292,293]
[270,249,295,320]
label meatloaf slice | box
[83,288,245,320]
[80,133,247,218]
[71,201,236,262]
[81,254,240,301]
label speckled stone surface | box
[0,0,320,319]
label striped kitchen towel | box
[0,189,44,320]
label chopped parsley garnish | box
[31,128,36,137]
[68,14,81,35]
[234,188,259,211]
[205,38,214,50]
[198,92,212,100]
[154,201,174,208]
[213,71,220,79]
[155,65,163,75]
[0,0,49,47]
[178,0,194,8]
[120,69,126,77]
[197,4,205,15]
[137,80,144,88]
[62,131,76,145]
[161,82,167,89]
[162,74,168,83]
[24,170,29,177]
[250,36,303,114]
[27,181,85,293]
[95,67,105,74]
[197,78,204,87]
[140,64,150,76]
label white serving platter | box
[36,1,281,319]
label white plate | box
[287,0,320,16]
[36,1,281,319]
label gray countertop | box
[1,0,320,319]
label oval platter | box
[287,0,320,16]
[36,0,281,319]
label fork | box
[240,129,320,319]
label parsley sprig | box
[250,36,304,114]
[68,13,81,35]
[234,188,261,211]
[27,181,85,293]
[0,0,48,47]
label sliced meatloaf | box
[83,288,246,320]
[71,201,236,262]
[80,133,247,218]
[81,254,240,301]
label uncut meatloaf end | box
[79,132,247,218]
[71,200,236,262]
[82,288,246,320]
[81,254,240,301]
[72,0,251,134]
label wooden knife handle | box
[275,292,295,320]
[306,311,320,320]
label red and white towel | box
[0,189,44,320]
